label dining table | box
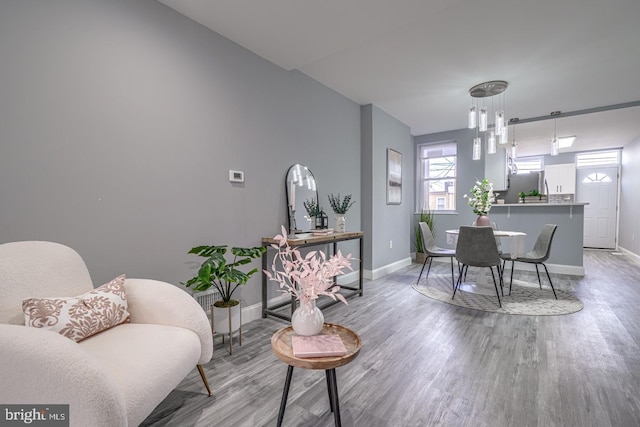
[446,228,527,295]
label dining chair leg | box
[426,258,434,280]
[452,265,465,300]
[540,263,558,299]
[489,267,502,307]
[417,256,430,284]
[449,257,455,291]
[509,260,515,295]
[534,264,543,289]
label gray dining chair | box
[453,226,503,307]
[500,224,558,299]
[417,222,456,290]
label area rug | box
[412,274,583,315]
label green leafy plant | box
[328,193,356,214]
[303,199,321,217]
[414,209,435,254]
[181,245,266,307]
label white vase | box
[291,300,324,336]
[335,214,346,233]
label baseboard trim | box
[242,294,289,325]
[364,257,412,280]
[618,246,640,263]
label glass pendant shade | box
[487,132,497,154]
[495,110,504,136]
[479,107,488,132]
[473,137,482,160]
[499,123,508,145]
[468,106,477,129]
[511,143,517,159]
[550,138,559,156]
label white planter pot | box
[212,303,241,334]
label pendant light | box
[550,118,559,156]
[499,120,508,145]
[510,123,517,159]
[468,104,477,129]
[487,131,497,154]
[467,80,508,157]
[473,126,482,161]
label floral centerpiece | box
[464,178,495,224]
[263,226,353,335]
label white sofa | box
[0,241,213,427]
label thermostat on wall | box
[229,170,244,183]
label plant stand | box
[211,302,242,355]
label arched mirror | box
[286,164,318,233]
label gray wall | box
[620,136,640,255]
[361,105,414,273]
[413,128,484,248]
[0,0,361,307]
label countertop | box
[492,202,588,207]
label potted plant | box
[328,193,356,233]
[414,209,435,264]
[182,244,265,349]
[303,198,322,229]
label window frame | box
[416,141,457,213]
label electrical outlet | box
[389,240,393,249]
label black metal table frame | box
[262,232,364,321]
[277,365,342,427]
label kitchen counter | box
[493,202,588,207]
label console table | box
[262,231,364,321]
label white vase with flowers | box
[263,226,354,335]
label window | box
[513,157,543,174]
[582,173,612,184]
[577,150,620,167]
[417,142,456,211]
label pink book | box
[292,334,348,358]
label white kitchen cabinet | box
[545,163,576,194]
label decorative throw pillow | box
[22,274,131,342]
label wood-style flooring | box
[141,250,640,427]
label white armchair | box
[0,241,213,427]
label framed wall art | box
[386,148,402,205]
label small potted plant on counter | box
[328,193,356,233]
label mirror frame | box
[286,164,318,233]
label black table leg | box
[327,368,341,427]
[325,370,334,412]
[277,365,294,427]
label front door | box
[576,166,618,249]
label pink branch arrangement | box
[263,226,354,306]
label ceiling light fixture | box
[468,80,508,160]
[510,123,517,159]
[550,111,561,156]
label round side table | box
[271,323,362,427]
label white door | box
[576,166,618,249]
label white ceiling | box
[158,0,640,157]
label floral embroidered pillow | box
[22,274,131,342]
